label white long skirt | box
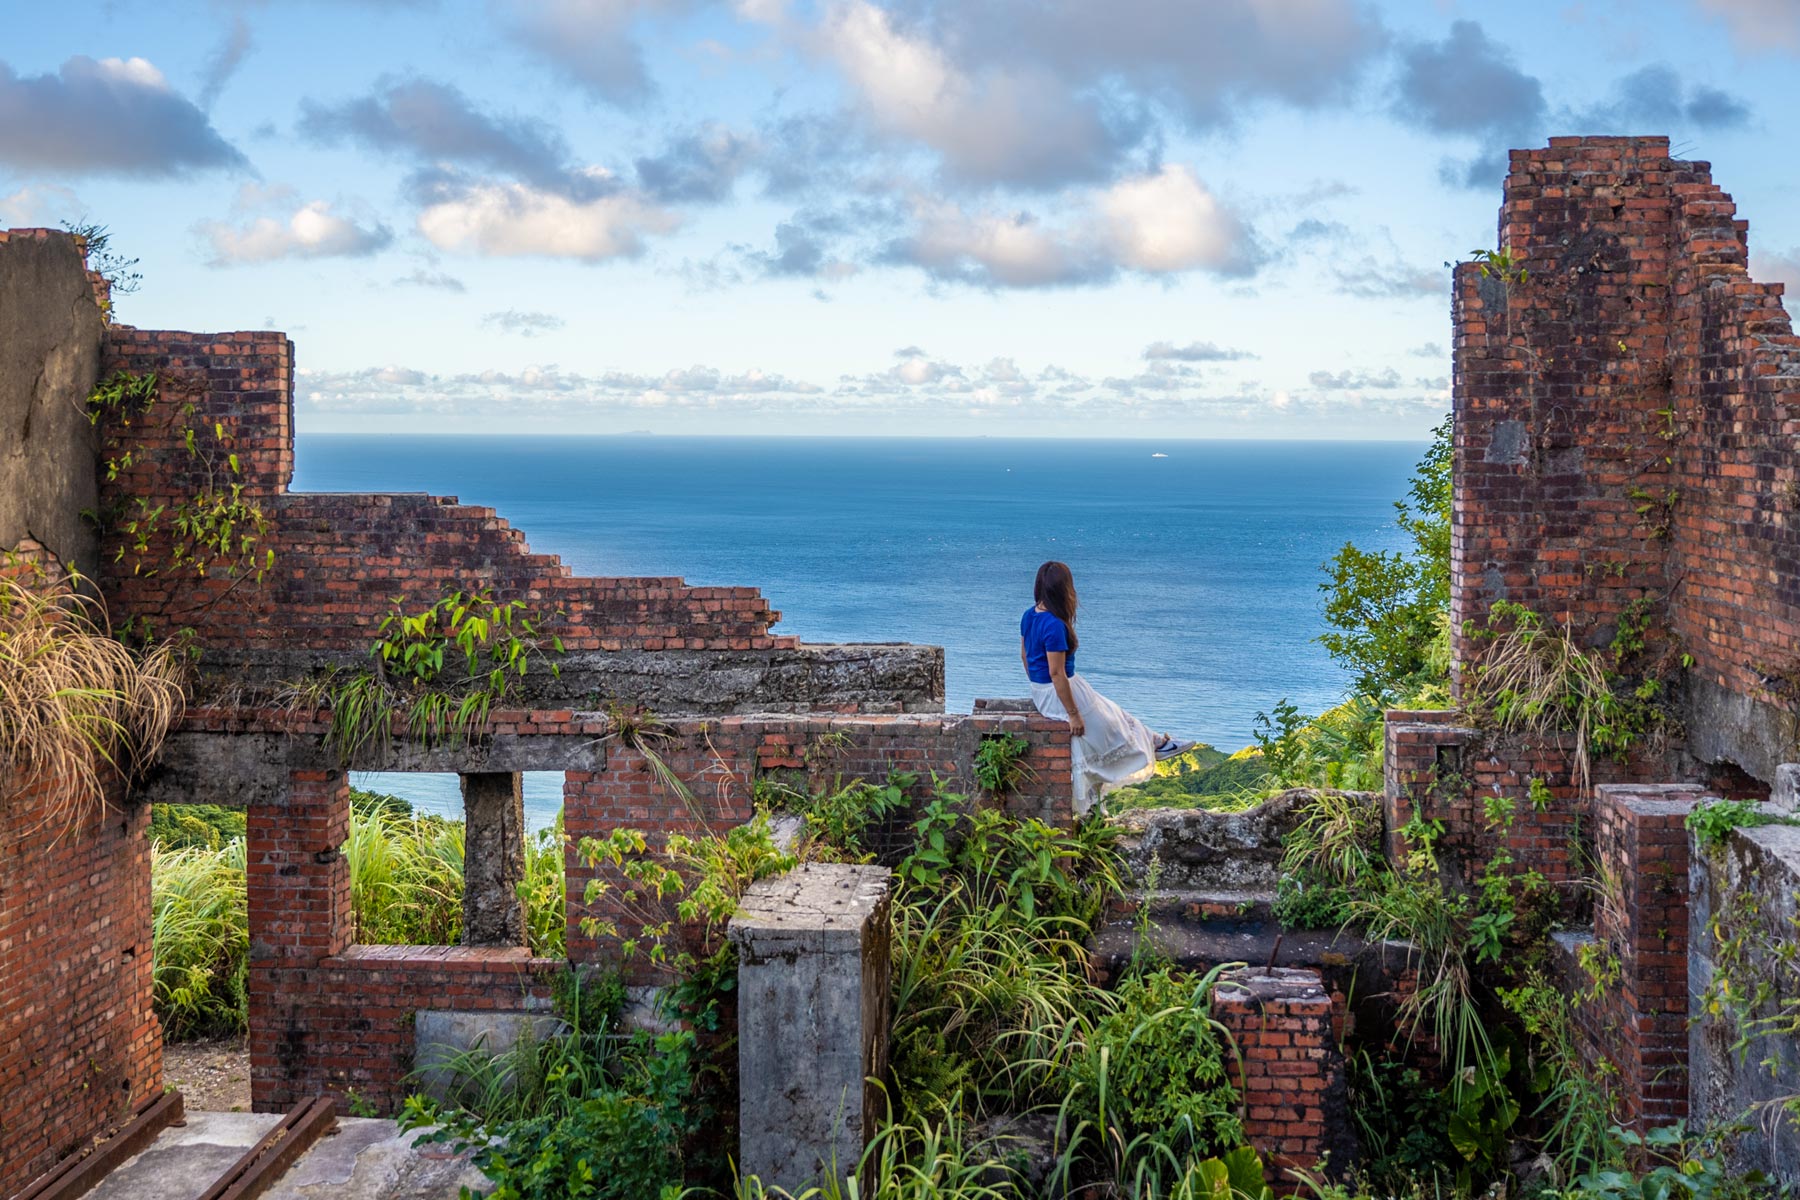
[1029,672,1158,816]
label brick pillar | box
[247,769,352,1112]
[727,863,892,1195]
[1382,712,1474,866]
[1213,967,1348,1191]
[1585,784,1708,1127]
[461,771,526,947]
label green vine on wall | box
[83,370,275,644]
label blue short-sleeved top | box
[1021,607,1076,683]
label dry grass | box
[1469,605,1612,792]
[0,569,186,825]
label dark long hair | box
[1034,561,1079,651]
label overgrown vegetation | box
[83,369,276,646]
[408,766,1279,1200]
[0,565,185,824]
[281,587,564,761]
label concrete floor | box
[84,1111,492,1200]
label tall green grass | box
[151,797,568,1040]
[151,836,249,1039]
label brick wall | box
[243,712,1071,1111]
[0,773,161,1193]
[1213,968,1349,1191]
[1452,135,1800,781]
[95,328,792,661]
[1572,784,1706,1129]
[1383,711,1597,895]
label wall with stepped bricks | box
[92,326,941,716]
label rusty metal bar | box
[13,1090,185,1200]
[195,1095,338,1200]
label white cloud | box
[198,199,393,266]
[816,0,1123,187]
[0,183,80,226]
[1099,165,1260,276]
[417,175,680,261]
[889,165,1262,288]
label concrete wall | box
[0,228,102,575]
[1689,822,1800,1184]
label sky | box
[1,0,1796,438]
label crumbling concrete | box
[1689,822,1800,1185]
[728,863,892,1194]
[460,772,526,946]
[1111,788,1337,892]
[0,229,102,575]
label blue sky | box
[2,0,1796,437]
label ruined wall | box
[239,709,1070,1112]
[0,229,103,578]
[1688,821,1800,1185]
[1450,135,1800,783]
[93,327,941,716]
[0,771,162,1191]
[0,239,162,1196]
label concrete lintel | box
[132,729,608,808]
[184,642,947,718]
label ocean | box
[291,436,1422,829]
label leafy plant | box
[1317,414,1452,702]
[64,220,142,313]
[578,812,797,973]
[1686,799,1794,855]
[84,371,276,605]
[406,1024,704,1200]
[761,771,912,859]
[1062,963,1246,1185]
[285,588,563,761]
[0,566,185,822]
[973,733,1034,797]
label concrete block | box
[728,863,892,1195]
[1771,763,1800,814]
[412,1009,563,1108]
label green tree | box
[1318,414,1452,700]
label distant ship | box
[1151,452,1168,458]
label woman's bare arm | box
[1020,636,1029,676]
[1047,651,1083,737]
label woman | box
[1021,561,1194,816]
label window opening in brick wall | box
[346,771,565,955]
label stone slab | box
[413,1009,566,1107]
[729,862,893,956]
[81,1112,490,1200]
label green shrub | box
[149,803,245,850]
[345,800,465,945]
[1062,965,1244,1189]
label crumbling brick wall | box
[1213,968,1351,1191]
[0,773,162,1191]
[1450,135,1800,783]
[92,327,941,716]
[240,709,1071,1112]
